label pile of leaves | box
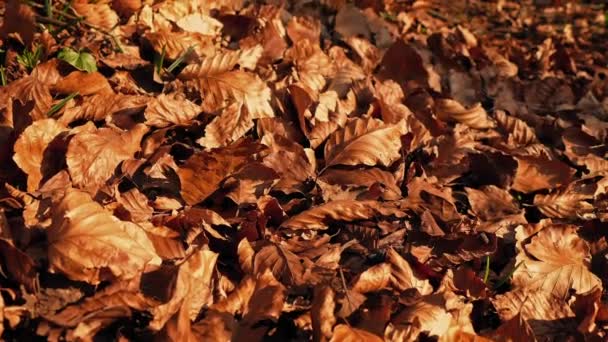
[1,0,608,340]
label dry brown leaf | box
[0,0,36,46]
[191,310,235,341]
[197,103,253,148]
[144,93,200,128]
[177,143,261,205]
[533,183,595,219]
[492,289,576,340]
[330,324,383,342]
[147,249,218,330]
[176,13,223,35]
[72,1,119,31]
[335,5,371,40]
[513,225,601,298]
[435,99,495,129]
[253,243,307,286]
[311,285,336,342]
[111,0,141,18]
[53,72,112,96]
[320,168,402,200]
[281,200,404,230]
[512,155,574,193]
[59,93,149,125]
[352,263,391,293]
[66,124,148,191]
[178,46,271,117]
[324,117,407,168]
[490,312,537,342]
[115,188,153,223]
[495,110,538,147]
[241,268,285,325]
[13,119,67,192]
[393,293,453,338]
[211,276,256,316]
[387,249,433,295]
[144,31,215,60]
[47,189,161,284]
[466,186,521,221]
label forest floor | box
[1,0,608,341]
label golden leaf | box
[324,117,407,168]
[495,110,538,147]
[253,243,307,286]
[513,225,601,298]
[311,285,336,341]
[211,276,256,316]
[435,99,495,129]
[53,71,112,96]
[66,124,148,191]
[330,324,383,342]
[13,119,67,192]
[512,155,574,193]
[148,249,218,330]
[59,93,149,125]
[177,142,261,205]
[144,93,200,128]
[144,31,215,60]
[197,103,253,148]
[178,47,271,117]
[72,1,119,31]
[281,200,404,230]
[492,289,576,340]
[352,263,391,293]
[533,184,595,219]
[47,189,161,284]
[176,13,223,35]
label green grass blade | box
[167,46,194,73]
[483,255,491,284]
[493,261,524,290]
[48,92,79,117]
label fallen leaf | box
[281,200,404,230]
[13,119,67,191]
[513,225,601,298]
[47,188,161,284]
[324,117,407,168]
[66,124,148,192]
[144,93,200,128]
[330,324,383,342]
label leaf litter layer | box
[1,0,608,340]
